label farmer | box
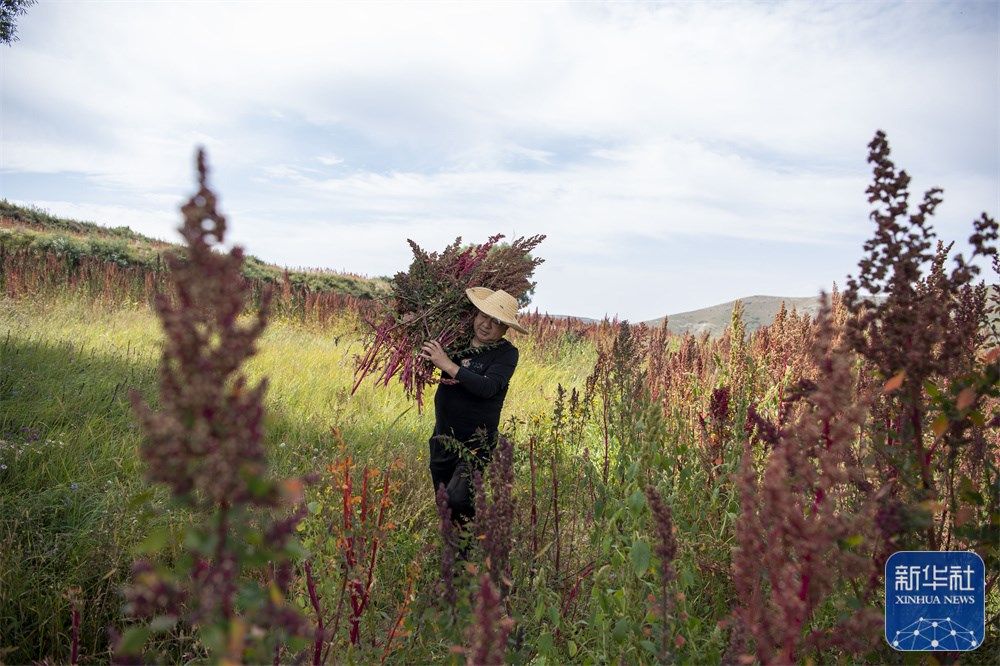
[419,287,525,526]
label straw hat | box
[465,287,529,334]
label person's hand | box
[419,340,452,370]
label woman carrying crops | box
[419,287,526,527]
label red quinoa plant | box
[122,150,310,662]
[294,429,405,664]
[644,485,679,664]
[323,443,397,649]
[464,574,514,666]
[472,434,516,597]
[843,130,998,559]
[436,483,460,609]
[584,321,649,485]
[730,294,882,664]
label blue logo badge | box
[885,551,984,651]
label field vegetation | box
[1,133,997,664]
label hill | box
[645,286,998,338]
[643,295,825,337]
[0,200,390,299]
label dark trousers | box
[429,431,496,525]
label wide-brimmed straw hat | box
[465,287,529,334]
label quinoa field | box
[1,134,998,664]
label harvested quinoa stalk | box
[352,233,545,410]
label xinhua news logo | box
[885,551,985,651]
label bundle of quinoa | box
[351,233,545,409]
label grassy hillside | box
[0,200,390,299]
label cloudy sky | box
[2,1,997,321]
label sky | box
[2,1,998,322]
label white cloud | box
[317,155,344,167]
[2,0,996,318]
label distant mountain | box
[533,296,824,335]
[644,295,829,337]
[643,287,998,338]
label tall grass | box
[0,292,591,662]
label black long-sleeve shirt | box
[430,338,519,454]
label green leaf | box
[630,538,651,577]
[640,639,657,654]
[118,626,150,653]
[534,597,546,622]
[959,476,984,506]
[841,534,864,549]
[307,501,322,514]
[597,589,611,614]
[286,539,308,560]
[200,624,226,653]
[612,618,630,643]
[627,489,646,515]
[127,490,155,510]
[568,640,578,657]
[237,581,266,609]
[608,507,625,526]
[137,526,171,554]
[680,563,696,589]
[245,473,273,499]
[537,632,554,654]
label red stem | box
[380,575,414,664]
[305,561,325,666]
